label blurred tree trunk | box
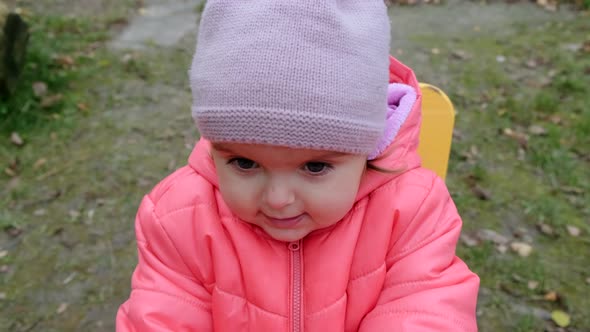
[0,1,29,98]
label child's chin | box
[265,228,308,243]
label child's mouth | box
[265,214,305,228]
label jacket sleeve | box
[358,176,479,332]
[116,195,213,331]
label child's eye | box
[228,158,258,170]
[304,162,332,175]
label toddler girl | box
[117,0,479,330]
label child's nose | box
[262,179,295,210]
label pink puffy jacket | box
[117,57,479,331]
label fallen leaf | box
[122,53,135,63]
[168,159,177,171]
[537,223,554,236]
[63,272,77,285]
[4,177,19,192]
[77,103,89,112]
[68,210,81,220]
[563,43,582,52]
[470,184,492,201]
[55,55,75,67]
[566,225,581,237]
[503,128,529,148]
[33,209,47,216]
[0,250,7,259]
[33,158,47,169]
[525,59,537,68]
[4,168,16,177]
[431,48,440,55]
[511,242,533,257]
[5,226,22,237]
[528,280,539,290]
[528,125,547,136]
[551,310,570,327]
[478,229,509,245]
[544,291,559,302]
[32,82,48,97]
[452,50,469,60]
[511,274,525,283]
[41,94,64,108]
[561,186,584,195]
[517,148,526,161]
[10,132,24,146]
[8,157,19,172]
[548,114,562,124]
[57,302,68,314]
[460,234,479,247]
[536,0,558,11]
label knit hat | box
[190,0,391,155]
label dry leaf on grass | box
[551,310,570,327]
[33,158,47,169]
[536,223,555,236]
[452,50,469,60]
[10,132,24,146]
[510,242,533,257]
[54,55,75,67]
[57,302,68,314]
[41,94,64,108]
[503,128,529,148]
[544,291,559,302]
[566,225,581,237]
[33,209,46,216]
[478,229,509,245]
[32,82,48,97]
[460,234,480,247]
[528,125,547,136]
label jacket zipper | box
[289,241,303,332]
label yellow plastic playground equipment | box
[417,83,455,181]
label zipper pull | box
[288,241,300,251]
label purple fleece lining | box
[367,83,417,160]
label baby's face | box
[211,142,367,242]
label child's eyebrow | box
[314,151,349,159]
[211,143,350,160]
[211,143,234,153]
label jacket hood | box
[188,56,423,203]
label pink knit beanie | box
[190,0,391,155]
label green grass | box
[438,16,590,331]
[0,15,111,135]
